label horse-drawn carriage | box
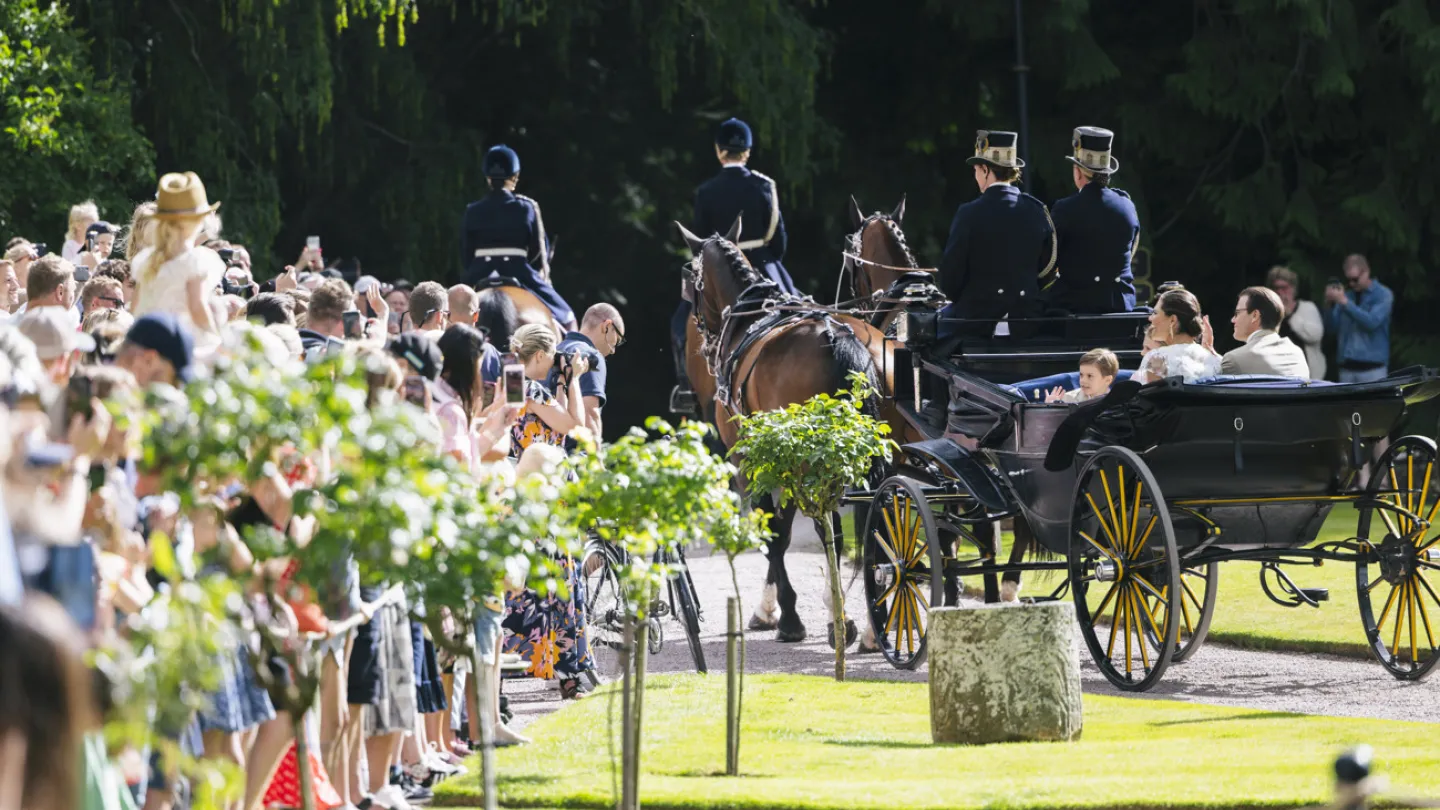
[847,303,1440,691]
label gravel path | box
[502,518,1440,731]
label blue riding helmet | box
[483,145,521,179]
[715,118,752,151]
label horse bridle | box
[837,213,929,303]
[683,241,774,380]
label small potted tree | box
[733,374,895,681]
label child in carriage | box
[1043,348,1119,404]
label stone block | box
[928,602,1083,744]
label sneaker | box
[398,775,433,803]
[402,762,435,786]
[367,786,413,810]
[421,753,459,776]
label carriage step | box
[1300,588,1330,603]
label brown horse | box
[845,196,1038,604]
[678,216,889,646]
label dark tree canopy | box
[4,0,1440,433]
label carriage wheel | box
[1355,436,1440,680]
[863,476,944,670]
[1142,563,1218,663]
[1068,446,1181,692]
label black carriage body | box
[936,361,1420,555]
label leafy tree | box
[732,374,894,681]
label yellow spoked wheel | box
[863,476,944,670]
[1141,563,1218,664]
[1069,446,1181,692]
[1356,435,1440,680]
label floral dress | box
[502,554,594,681]
[509,379,567,460]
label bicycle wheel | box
[669,550,707,674]
[581,540,627,683]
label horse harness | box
[684,258,864,416]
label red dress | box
[261,741,343,809]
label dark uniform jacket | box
[1046,183,1139,314]
[693,165,795,293]
[459,189,574,324]
[938,184,1055,325]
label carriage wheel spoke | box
[1085,493,1121,553]
[1129,587,1152,671]
[1392,583,1408,659]
[903,508,921,564]
[905,579,931,611]
[871,531,901,569]
[1414,574,1438,650]
[1117,468,1130,556]
[1376,582,1402,634]
[1081,531,1121,566]
[1106,581,1124,660]
[1092,581,1121,621]
[1130,515,1158,561]
[884,584,905,635]
[1129,479,1144,557]
[1131,573,1166,603]
[1378,509,1403,544]
[1123,584,1135,676]
[1409,579,1420,665]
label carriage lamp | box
[1093,559,1120,582]
[895,311,909,342]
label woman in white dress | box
[131,172,222,338]
[1133,288,1222,384]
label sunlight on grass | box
[435,674,1440,809]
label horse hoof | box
[775,625,806,643]
[748,615,778,632]
[1001,581,1022,603]
[855,640,883,655]
[826,620,858,650]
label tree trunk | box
[471,650,497,810]
[725,596,739,776]
[620,615,636,810]
[728,561,745,773]
[294,713,315,810]
[631,615,649,810]
[819,517,847,681]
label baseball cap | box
[354,275,381,296]
[85,221,117,238]
[16,308,96,362]
[124,313,195,383]
[385,332,443,382]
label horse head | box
[676,214,760,336]
[846,195,917,299]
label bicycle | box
[581,535,707,684]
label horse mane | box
[707,236,761,287]
[880,217,918,268]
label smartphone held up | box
[502,352,525,405]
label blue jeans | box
[1339,366,1388,383]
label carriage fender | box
[900,439,1009,513]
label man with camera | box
[546,303,624,439]
[1325,254,1393,383]
[299,279,353,361]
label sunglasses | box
[608,322,626,347]
[98,296,124,307]
[423,308,450,322]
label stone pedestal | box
[928,602,1083,744]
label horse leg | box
[772,505,806,643]
[749,493,780,631]
[981,520,1002,603]
[817,512,857,650]
[1001,518,1031,602]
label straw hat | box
[153,172,221,220]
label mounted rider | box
[1044,126,1140,314]
[460,144,577,331]
[935,129,1055,339]
[671,117,794,413]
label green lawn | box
[434,674,1440,809]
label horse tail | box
[828,321,882,419]
[476,287,520,350]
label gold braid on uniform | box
[750,169,782,244]
[1039,203,1059,290]
[516,193,550,282]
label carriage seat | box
[1008,370,1137,402]
[1190,374,1333,388]
[900,439,1009,512]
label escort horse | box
[678,215,889,648]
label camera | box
[555,351,586,377]
[217,248,239,267]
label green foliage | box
[732,374,894,520]
[0,0,152,242]
[567,418,760,617]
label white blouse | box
[1134,342,1223,385]
[132,246,225,329]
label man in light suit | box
[1222,285,1311,378]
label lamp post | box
[1013,0,1031,187]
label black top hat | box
[1066,126,1119,175]
[965,130,1024,169]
